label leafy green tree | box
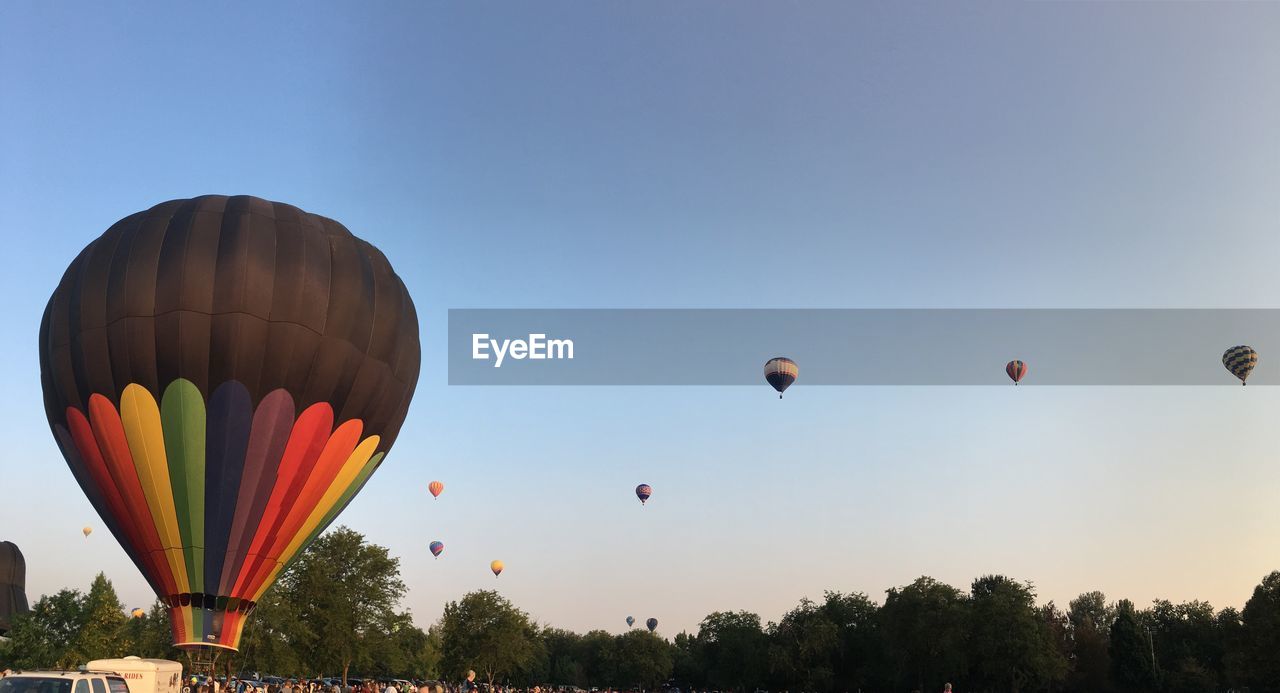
[542,628,586,687]
[670,631,700,689]
[768,598,838,692]
[967,575,1066,693]
[819,591,882,691]
[74,574,128,662]
[1109,600,1156,692]
[1218,606,1246,691]
[880,576,968,692]
[695,611,768,692]
[439,591,539,686]
[1146,599,1222,693]
[1241,571,1280,691]
[275,526,406,683]
[580,630,618,687]
[613,631,673,690]
[0,588,86,668]
[1067,591,1113,692]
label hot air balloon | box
[0,541,30,636]
[1224,346,1258,385]
[635,484,652,505]
[429,541,444,559]
[1005,360,1028,385]
[428,481,444,499]
[39,196,421,653]
[490,560,504,577]
[764,358,798,398]
[626,616,635,628]
[82,526,93,538]
[131,608,146,619]
[646,617,658,632]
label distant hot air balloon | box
[646,617,658,632]
[131,608,145,619]
[1005,360,1028,385]
[626,616,635,628]
[764,358,798,398]
[429,481,444,499]
[82,526,93,538]
[635,484,652,505]
[491,560,504,577]
[39,196,421,653]
[1224,346,1258,385]
[429,541,444,559]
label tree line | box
[6,528,1280,692]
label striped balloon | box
[635,484,652,505]
[428,481,444,499]
[764,358,798,398]
[1005,360,1028,385]
[1223,345,1258,385]
[39,196,421,652]
[429,541,444,559]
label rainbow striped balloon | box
[40,196,420,652]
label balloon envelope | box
[0,541,30,636]
[646,617,658,632]
[635,484,652,504]
[1223,346,1258,384]
[626,616,635,627]
[428,481,444,498]
[131,608,145,618]
[1005,360,1028,384]
[429,541,444,558]
[764,358,798,397]
[491,560,504,576]
[39,196,421,652]
[82,526,93,537]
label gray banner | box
[447,309,1274,385]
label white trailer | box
[86,658,183,693]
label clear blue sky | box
[2,1,1279,636]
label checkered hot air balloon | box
[1223,346,1258,385]
[764,357,798,399]
[1006,360,1028,385]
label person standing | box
[462,672,478,693]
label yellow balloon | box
[490,560,504,577]
[82,526,93,538]
[131,608,145,618]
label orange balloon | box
[490,560,504,577]
[82,526,93,538]
[429,481,444,498]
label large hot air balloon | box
[490,560,504,577]
[1223,346,1258,385]
[428,481,444,499]
[429,541,444,559]
[764,358,798,398]
[82,526,93,538]
[646,617,658,632]
[39,195,421,653]
[0,541,30,636]
[1005,360,1028,385]
[635,484,652,505]
[626,616,635,628]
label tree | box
[1109,600,1156,692]
[1067,591,1112,692]
[613,631,673,690]
[819,591,882,692]
[967,575,1066,693]
[439,591,539,686]
[0,588,85,668]
[274,526,407,683]
[694,611,768,692]
[1241,571,1280,691]
[75,574,128,663]
[880,576,968,692]
[768,598,838,692]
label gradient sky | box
[2,1,1280,637]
